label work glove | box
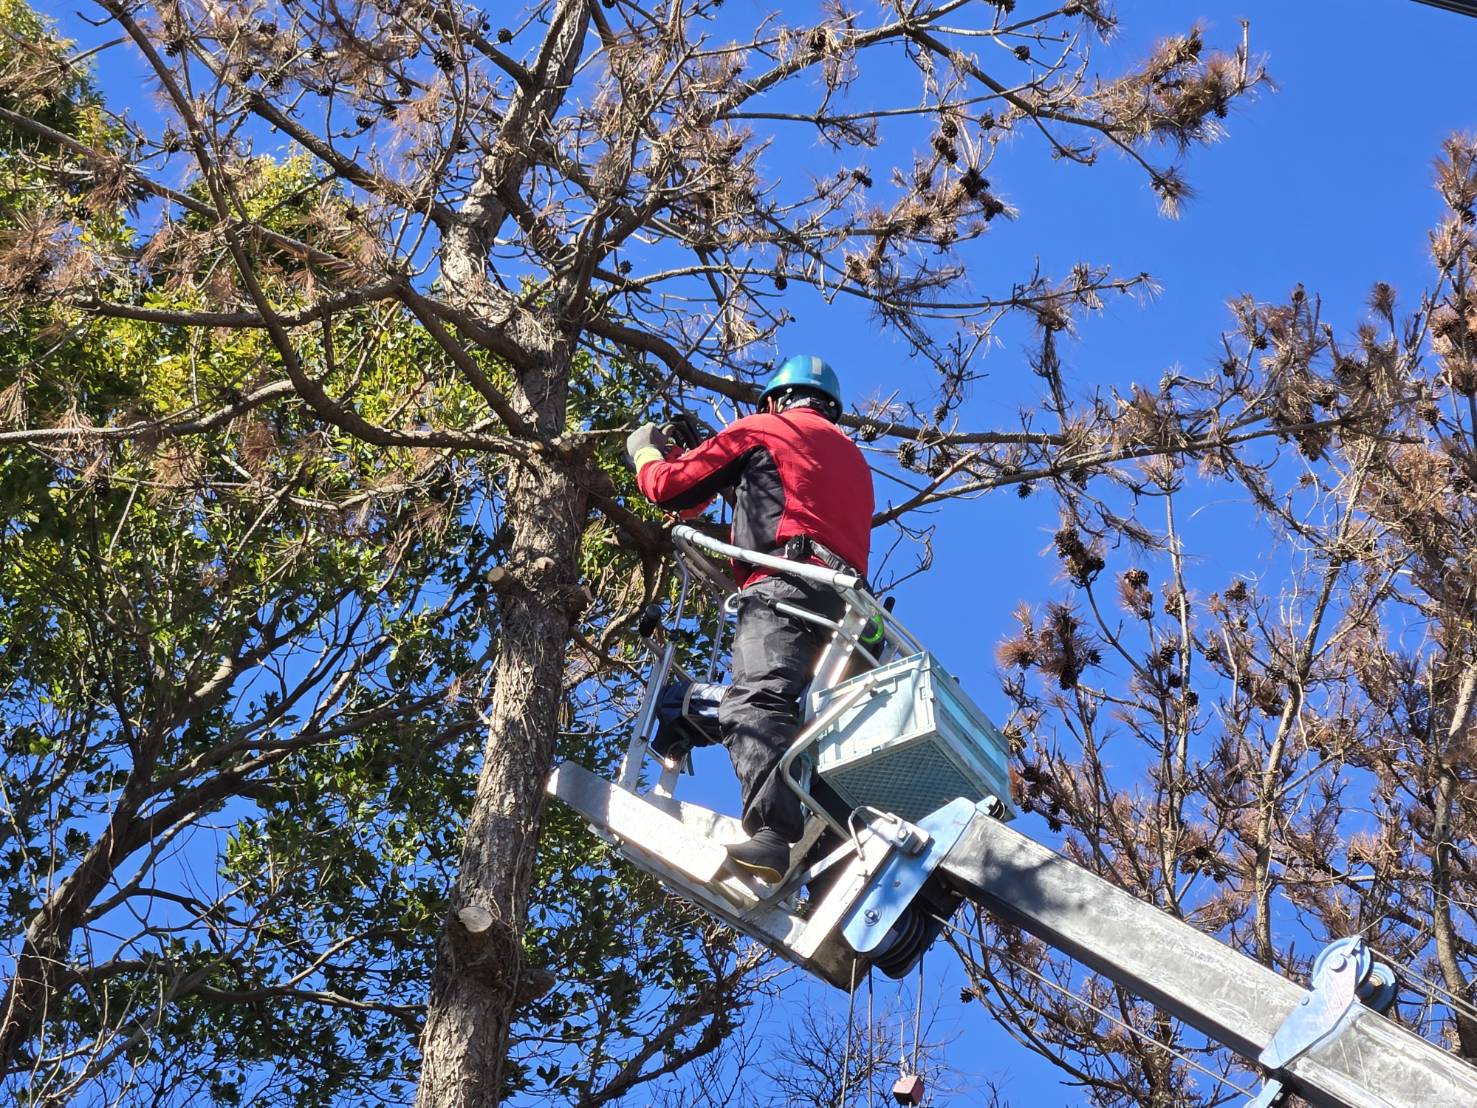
[623,422,672,473]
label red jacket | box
[637,407,873,587]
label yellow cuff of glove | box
[632,446,666,472]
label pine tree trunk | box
[417,3,591,1082]
[416,354,587,1106]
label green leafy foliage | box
[0,13,490,1098]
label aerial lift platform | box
[547,525,1477,1107]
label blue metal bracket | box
[841,796,990,956]
[1246,936,1397,1107]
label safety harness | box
[782,534,867,587]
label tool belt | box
[782,535,866,587]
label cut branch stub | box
[456,905,495,935]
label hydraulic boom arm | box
[939,814,1477,1108]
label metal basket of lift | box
[810,651,1016,826]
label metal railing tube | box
[620,639,674,789]
[775,671,883,838]
[672,524,861,592]
[619,559,693,789]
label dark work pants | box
[719,575,845,842]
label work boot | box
[726,828,793,883]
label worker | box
[624,355,874,881]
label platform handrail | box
[671,524,862,593]
[775,669,884,838]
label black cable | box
[1410,0,1477,18]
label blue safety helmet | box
[759,355,842,414]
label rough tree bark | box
[414,0,591,1098]
[1431,663,1477,1059]
[417,441,587,1104]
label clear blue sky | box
[58,0,1477,1102]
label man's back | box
[636,406,873,585]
